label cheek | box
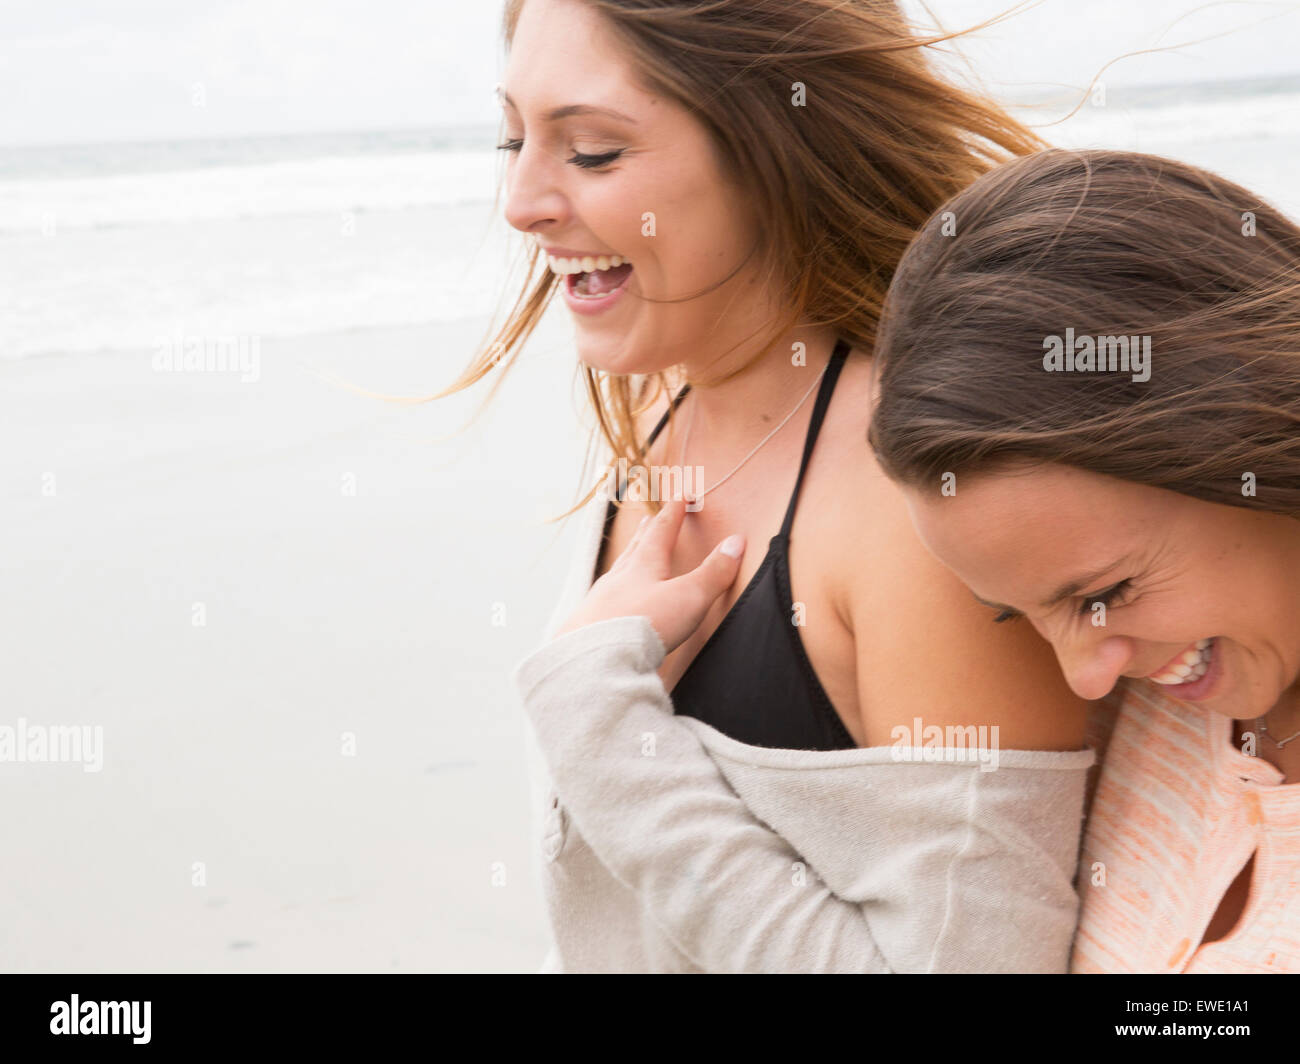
[1136,534,1249,636]
[647,163,748,271]
[585,180,644,251]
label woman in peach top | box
[868,148,1300,972]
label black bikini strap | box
[779,337,850,538]
[607,382,692,503]
[643,382,692,454]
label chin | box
[574,333,672,378]
[1201,678,1271,723]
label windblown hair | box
[868,148,1300,518]
[443,0,1048,514]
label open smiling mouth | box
[1149,637,1214,685]
[547,253,635,300]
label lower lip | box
[559,268,633,316]
[1149,637,1223,701]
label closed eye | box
[568,149,624,169]
[992,608,1023,624]
[1079,579,1131,615]
[495,139,625,170]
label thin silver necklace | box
[1257,712,1300,749]
[677,360,828,502]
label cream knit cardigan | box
[514,493,1094,973]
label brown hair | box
[444,0,1049,514]
[869,148,1300,517]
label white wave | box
[0,200,522,360]
[1038,89,1300,151]
[0,149,501,235]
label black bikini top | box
[597,337,855,751]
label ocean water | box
[0,124,514,360]
[1031,74,1300,217]
[1,75,1298,361]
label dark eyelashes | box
[494,140,625,169]
[991,578,1133,625]
[569,149,625,169]
[1078,578,1132,615]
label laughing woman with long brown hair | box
[869,148,1300,972]
[452,0,1099,973]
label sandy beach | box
[0,309,587,972]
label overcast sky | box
[1,0,1296,146]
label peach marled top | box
[1072,679,1300,973]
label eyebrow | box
[971,560,1126,614]
[499,90,637,125]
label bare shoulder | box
[854,481,1089,749]
[816,358,1091,751]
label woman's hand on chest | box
[558,497,748,654]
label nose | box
[1050,633,1133,701]
[503,142,569,237]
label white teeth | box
[545,253,631,275]
[1150,638,1215,686]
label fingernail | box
[719,534,744,558]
